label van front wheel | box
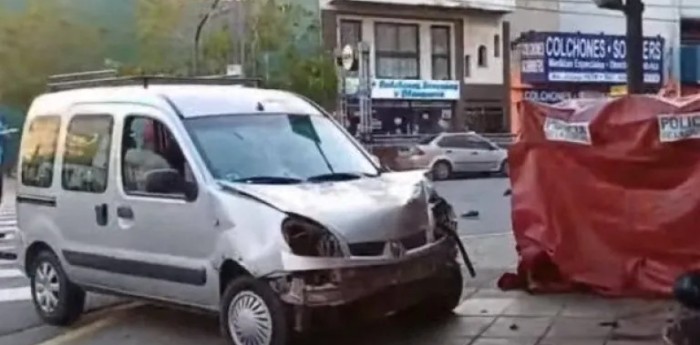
[30,250,85,326]
[221,277,288,345]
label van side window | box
[121,116,193,197]
[21,116,61,188]
[61,115,113,193]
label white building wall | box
[334,13,509,85]
[558,0,681,81]
[336,15,458,80]
[464,15,505,84]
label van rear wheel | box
[221,277,288,345]
[30,250,85,326]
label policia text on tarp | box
[659,114,700,143]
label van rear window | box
[21,116,61,188]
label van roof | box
[29,84,325,118]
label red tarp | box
[500,95,700,297]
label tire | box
[29,250,85,326]
[432,161,452,181]
[220,276,288,345]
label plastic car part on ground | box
[500,95,700,297]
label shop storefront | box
[510,31,665,133]
[343,78,460,137]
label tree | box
[133,0,191,75]
[0,0,106,109]
[237,0,338,108]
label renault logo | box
[389,241,405,258]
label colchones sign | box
[519,31,664,85]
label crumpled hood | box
[219,171,433,243]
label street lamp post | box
[593,0,646,94]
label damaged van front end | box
[219,171,471,331]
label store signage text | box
[371,79,460,100]
[524,90,579,104]
[520,32,664,84]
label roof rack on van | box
[46,70,262,92]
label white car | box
[396,132,508,180]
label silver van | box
[16,75,470,345]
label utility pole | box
[625,0,645,93]
[594,0,646,94]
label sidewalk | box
[454,233,674,345]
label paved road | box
[433,176,512,236]
[0,187,124,345]
[0,176,513,345]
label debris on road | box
[461,210,480,218]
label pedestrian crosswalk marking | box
[0,195,27,304]
[0,286,31,303]
[0,268,23,279]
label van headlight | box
[282,216,344,257]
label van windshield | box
[186,114,379,183]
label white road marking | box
[0,286,31,303]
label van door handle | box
[445,150,453,153]
[117,206,134,220]
[94,203,108,226]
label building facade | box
[321,0,515,134]
[504,0,700,133]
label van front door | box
[110,109,217,309]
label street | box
[0,177,516,345]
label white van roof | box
[29,84,325,118]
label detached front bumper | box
[273,237,456,308]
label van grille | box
[348,231,427,257]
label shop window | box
[431,26,451,80]
[464,55,471,78]
[494,35,501,58]
[478,45,488,67]
[375,22,419,79]
[21,116,61,188]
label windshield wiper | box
[306,172,377,183]
[230,176,303,184]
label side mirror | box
[674,271,700,310]
[144,169,198,201]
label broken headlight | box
[282,216,344,257]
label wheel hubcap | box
[34,262,60,313]
[228,291,273,345]
[434,164,449,179]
